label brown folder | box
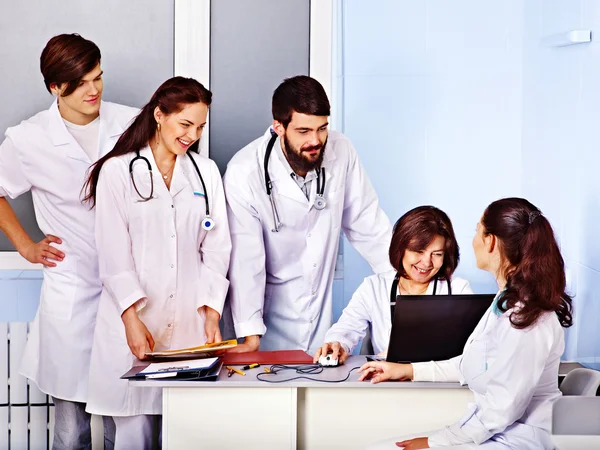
[221,350,313,365]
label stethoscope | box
[263,132,327,232]
[389,273,450,317]
[129,149,215,231]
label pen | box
[226,365,246,376]
[242,363,260,370]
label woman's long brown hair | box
[482,197,573,328]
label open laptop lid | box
[386,294,495,364]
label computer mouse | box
[318,353,340,367]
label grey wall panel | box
[0,0,174,251]
[210,0,310,173]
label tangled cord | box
[255,364,361,383]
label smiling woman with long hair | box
[82,77,231,449]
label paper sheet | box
[140,357,219,374]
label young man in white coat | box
[224,75,393,355]
[0,34,138,449]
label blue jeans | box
[52,397,115,450]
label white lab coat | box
[409,294,563,449]
[324,270,473,354]
[85,147,231,416]
[0,100,138,402]
[224,129,393,355]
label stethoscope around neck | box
[390,272,451,307]
[128,149,215,231]
[263,132,327,232]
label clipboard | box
[122,357,223,381]
[145,339,237,359]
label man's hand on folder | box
[122,305,155,360]
[227,334,260,353]
[201,306,222,344]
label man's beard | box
[283,134,326,175]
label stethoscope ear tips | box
[202,217,215,231]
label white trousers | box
[365,423,554,449]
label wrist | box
[16,237,35,257]
[121,305,139,324]
[407,364,414,380]
[203,306,221,321]
[243,335,260,346]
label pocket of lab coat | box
[326,188,343,228]
[39,275,77,321]
[461,338,488,383]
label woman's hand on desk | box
[395,437,429,449]
[227,334,260,353]
[201,306,222,344]
[121,306,155,360]
[313,342,349,364]
[357,361,413,384]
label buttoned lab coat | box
[324,270,473,354]
[411,296,563,449]
[85,148,231,416]
[0,100,137,402]
[224,129,393,355]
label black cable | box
[255,364,361,383]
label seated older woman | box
[314,205,472,364]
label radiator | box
[2,323,106,450]
[1,322,53,450]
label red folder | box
[221,350,313,365]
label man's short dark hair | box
[272,75,331,127]
[40,34,101,97]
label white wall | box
[340,0,600,364]
[521,0,600,362]
[340,0,524,305]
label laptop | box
[386,294,495,364]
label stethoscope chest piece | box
[202,216,215,231]
[314,196,327,210]
[313,166,327,211]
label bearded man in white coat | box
[0,34,137,450]
[224,75,393,355]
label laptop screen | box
[386,294,495,363]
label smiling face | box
[51,63,103,125]
[401,234,446,284]
[273,111,328,176]
[154,102,209,156]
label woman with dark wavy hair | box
[314,205,472,364]
[360,198,573,450]
[83,77,231,448]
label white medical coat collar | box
[48,99,125,163]
[134,146,188,198]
